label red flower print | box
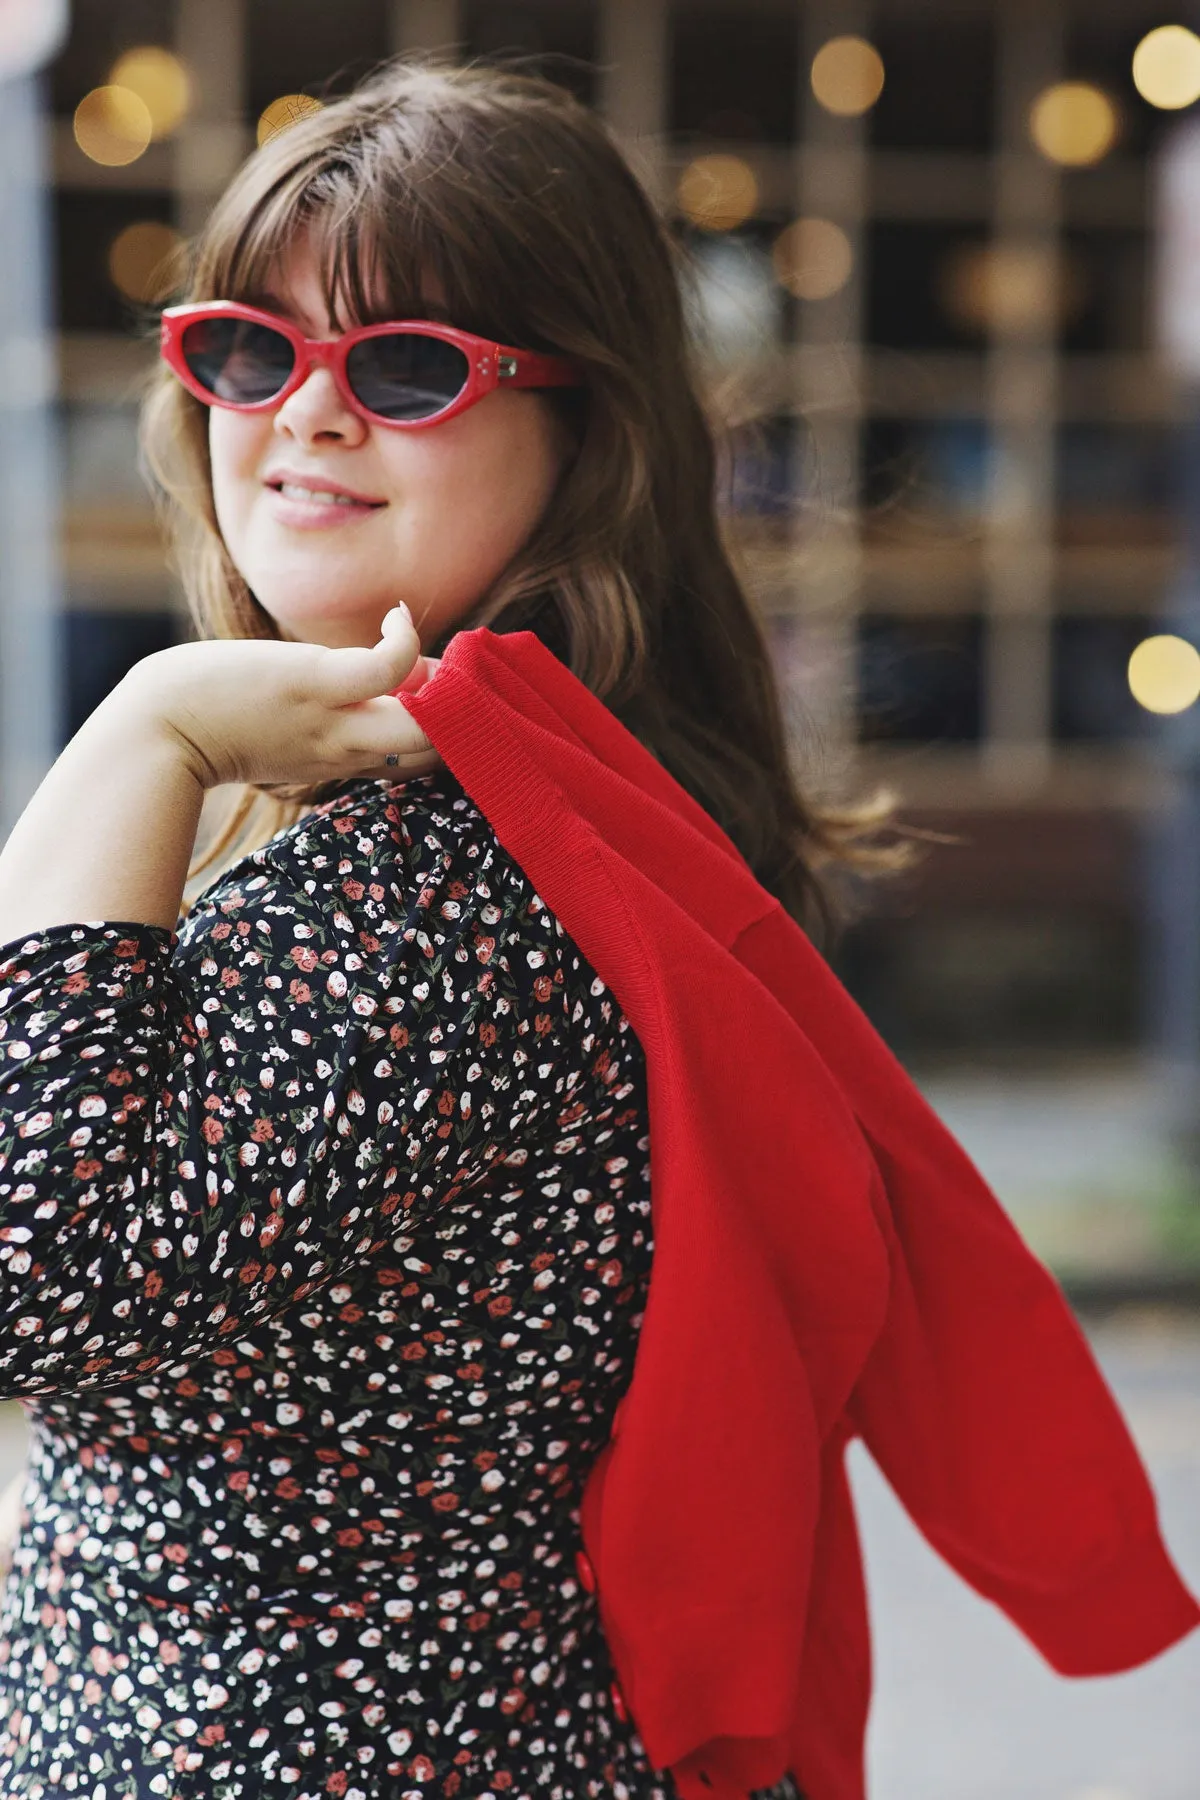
[400,1343,426,1361]
[114,938,140,958]
[487,1295,513,1318]
[335,1527,363,1547]
[227,1469,250,1492]
[431,1492,459,1513]
[478,1022,497,1046]
[62,973,89,996]
[250,1118,275,1142]
[143,1272,163,1298]
[163,1544,188,1564]
[530,1253,554,1273]
[73,1160,102,1180]
[291,946,319,973]
[436,1090,455,1116]
[499,1690,526,1715]
[389,1024,409,1047]
[326,1775,349,1796]
[219,967,241,988]
[239,1262,262,1286]
[275,1477,302,1501]
[201,1117,224,1145]
[341,879,364,901]
[197,1724,225,1746]
[409,1755,435,1782]
[288,979,312,1003]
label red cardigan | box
[401,626,1199,1800]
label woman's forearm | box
[0,689,205,944]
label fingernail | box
[395,602,412,624]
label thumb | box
[320,607,422,707]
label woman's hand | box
[118,606,443,792]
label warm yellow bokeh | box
[810,36,885,117]
[1029,82,1117,166]
[677,155,759,233]
[73,86,153,167]
[939,242,1086,337]
[1128,635,1200,715]
[109,47,191,139]
[257,94,326,148]
[108,221,187,304]
[772,217,853,301]
[1132,24,1200,110]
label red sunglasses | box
[159,301,585,429]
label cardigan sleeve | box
[732,902,1200,1674]
[0,772,571,1398]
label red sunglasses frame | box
[159,301,585,430]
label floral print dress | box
[0,768,673,1800]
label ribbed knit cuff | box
[1003,1531,1200,1675]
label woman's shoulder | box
[181,767,546,948]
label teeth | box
[276,483,366,507]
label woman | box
[0,55,1191,1800]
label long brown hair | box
[140,54,901,940]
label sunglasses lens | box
[179,317,296,405]
[346,332,471,421]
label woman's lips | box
[264,482,386,530]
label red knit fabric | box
[401,627,1199,1800]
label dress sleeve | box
[0,772,570,1397]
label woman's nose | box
[273,365,367,445]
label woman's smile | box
[263,467,388,531]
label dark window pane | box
[669,4,797,143]
[865,223,987,352]
[868,19,995,153]
[462,2,598,106]
[246,0,390,118]
[863,417,989,520]
[55,191,175,335]
[1055,423,1171,545]
[65,611,183,742]
[49,0,169,118]
[1052,616,1153,743]
[857,615,983,743]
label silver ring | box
[385,753,399,767]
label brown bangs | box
[189,101,566,355]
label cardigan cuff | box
[1002,1531,1200,1675]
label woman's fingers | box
[320,607,424,708]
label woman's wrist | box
[0,695,206,944]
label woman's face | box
[208,238,572,650]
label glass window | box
[857,613,984,743]
[670,3,797,144]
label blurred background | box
[2,1,1200,1795]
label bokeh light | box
[772,217,853,301]
[1029,82,1118,166]
[677,154,759,232]
[257,94,325,148]
[810,36,885,117]
[73,85,153,167]
[1128,635,1200,714]
[108,47,191,139]
[939,242,1086,337]
[1132,25,1200,110]
[107,221,186,304]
